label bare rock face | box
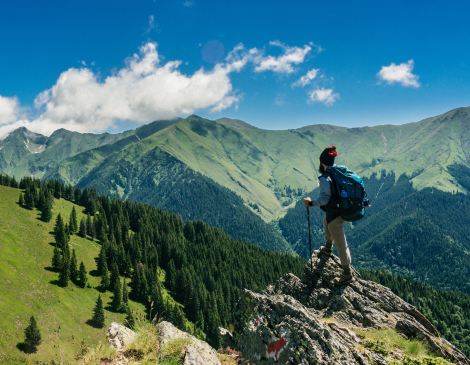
[238,251,469,364]
[155,321,221,365]
[108,322,136,351]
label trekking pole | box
[306,205,314,272]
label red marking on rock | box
[267,336,287,360]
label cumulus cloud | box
[378,60,420,88]
[1,42,245,137]
[293,68,319,87]
[0,96,20,125]
[308,88,339,106]
[253,41,312,74]
[0,96,30,138]
[0,40,319,138]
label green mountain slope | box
[0,185,145,364]
[4,107,468,223]
[0,127,131,179]
[76,147,291,251]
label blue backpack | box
[328,165,368,222]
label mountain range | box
[1,106,469,291]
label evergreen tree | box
[23,316,41,353]
[91,295,105,328]
[69,249,78,283]
[24,188,35,210]
[110,262,120,291]
[111,277,123,312]
[58,258,70,287]
[78,261,87,288]
[125,306,135,330]
[122,279,129,307]
[100,263,110,292]
[54,214,68,248]
[40,199,52,222]
[69,206,78,234]
[97,245,107,276]
[18,193,24,207]
[78,218,87,238]
[51,246,62,271]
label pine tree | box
[18,193,24,207]
[78,261,87,288]
[24,188,35,210]
[58,258,70,287]
[111,277,123,312]
[54,214,68,248]
[125,306,135,330]
[40,199,52,222]
[110,262,120,291]
[23,316,41,353]
[122,279,129,307]
[69,249,78,283]
[91,295,105,328]
[97,245,107,276]
[100,263,110,292]
[51,246,62,271]
[78,218,87,238]
[69,207,78,234]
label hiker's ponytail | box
[319,145,338,167]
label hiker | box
[303,146,354,284]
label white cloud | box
[253,41,312,74]
[0,40,320,138]
[0,96,20,125]
[293,68,319,87]
[308,88,339,106]
[0,42,244,137]
[378,60,420,88]
[0,96,29,138]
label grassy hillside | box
[0,185,144,364]
[76,147,291,251]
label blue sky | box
[1,0,470,135]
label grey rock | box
[107,322,136,351]
[238,251,469,364]
[155,321,221,365]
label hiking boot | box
[335,268,353,285]
[318,243,332,258]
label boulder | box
[107,322,136,351]
[155,321,221,365]
[238,251,469,364]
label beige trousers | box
[324,216,351,270]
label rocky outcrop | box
[156,321,221,365]
[108,322,136,351]
[238,251,469,364]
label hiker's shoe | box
[318,245,332,258]
[335,269,354,286]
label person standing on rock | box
[303,146,354,285]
